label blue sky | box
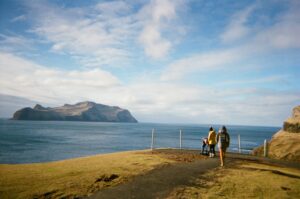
[0,0,299,126]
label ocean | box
[0,119,280,164]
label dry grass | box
[2,149,299,199]
[0,150,174,199]
[253,130,300,162]
[166,161,300,199]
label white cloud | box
[160,47,244,81]
[0,52,120,104]
[221,4,256,43]
[125,82,299,126]
[225,75,292,86]
[25,1,138,67]
[139,24,172,59]
[138,0,184,59]
[22,0,186,65]
[0,34,33,52]
[95,1,131,16]
[10,15,26,22]
[6,0,187,65]
[253,2,300,50]
[161,1,300,81]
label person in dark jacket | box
[217,126,230,166]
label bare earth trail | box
[89,151,219,199]
[88,149,300,199]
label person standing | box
[207,126,216,157]
[217,126,230,166]
[201,137,208,155]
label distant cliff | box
[253,105,300,162]
[12,101,138,123]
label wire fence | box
[149,128,269,156]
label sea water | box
[0,119,280,164]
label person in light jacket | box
[207,126,217,157]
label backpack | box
[219,132,229,146]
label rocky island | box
[12,101,138,123]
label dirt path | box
[88,149,300,199]
[88,150,219,199]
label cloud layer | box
[0,52,119,103]
[161,1,300,81]
[21,0,185,67]
[0,0,299,126]
[1,51,299,125]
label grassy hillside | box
[0,150,173,199]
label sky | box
[0,0,299,126]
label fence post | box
[264,139,268,157]
[238,134,241,153]
[180,129,182,149]
[151,129,155,150]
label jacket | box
[208,130,217,145]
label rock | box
[12,101,138,123]
[283,106,300,133]
[253,105,300,162]
[33,104,49,111]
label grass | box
[0,150,174,199]
[166,161,300,199]
[2,149,300,199]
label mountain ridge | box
[12,101,138,123]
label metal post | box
[238,134,241,153]
[264,139,268,157]
[151,129,154,150]
[180,130,182,149]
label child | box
[201,137,209,155]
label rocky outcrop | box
[12,101,138,123]
[283,106,300,133]
[253,105,300,162]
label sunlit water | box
[0,119,280,163]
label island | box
[12,101,138,123]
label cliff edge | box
[12,101,138,123]
[253,105,300,162]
